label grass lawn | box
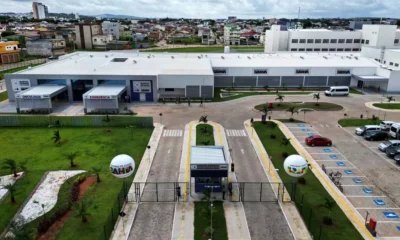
[196,124,215,146]
[0,91,8,102]
[213,88,312,102]
[194,201,227,240]
[255,102,343,111]
[254,121,363,240]
[0,63,44,80]
[350,88,363,95]
[372,103,400,109]
[0,127,153,240]
[338,118,380,127]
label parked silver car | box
[378,140,400,152]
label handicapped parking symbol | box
[307,133,314,136]
[298,124,305,127]
[336,162,345,166]
[374,199,386,206]
[363,188,373,194]
[301,128,310,132]
[330,155,338,159]
[353,178,363,184]
[344,170,354,175]
[383,212,399,218]
[323,148,331,152]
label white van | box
[389,123,400,138]
[380,121,395,131]
[355,125,381,136]
[324,86,349,96]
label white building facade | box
[102,21,121,40]
[224,24,240,46]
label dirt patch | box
[38,176,96,240]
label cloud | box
[2,0,400,18]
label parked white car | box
[378,140,400,152]
[355,125,381,136]
[380,121,395,131]
[389,123,400,138]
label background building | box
[32,2,48,19]
[92,34,113,49]
[224,24,240,46]
[0,41,20,64]
[349,20,372,30]
[26,39,65,56]
[102,21,121,40]
[75,23,102,49]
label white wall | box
[361,25,397,48]
[360,46,383,61]
[387,70,400,92]
[383,50,400,70]
[158,75,214,88]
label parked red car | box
[305,135,332,146]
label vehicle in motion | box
[324,86,349,96]
[363,131,388,141]
[305,135,332,146]
[389,123,400,138]
[380,121,395,131]
[378,140,400,152]
[385,146,400,158]
[355,125,381,136]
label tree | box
[102,115,112,132]
[285,106,298,122]
[52,130,61,144]
[275,94,285,106]
[387,96,395,103]
[313,93,321,106]
[298,108,314,122]
[64,151,79,167]
[199,115,208,124]
[2,159,18,177]
[4,184,16,203]
[280,137,291,147]
[75,198,93,223]
[91,166,102,183]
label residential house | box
[0,41,20,64]
[26,39,65,56]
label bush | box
[323,216,333,225]
[297,177,306,184]
[74,175,86,184]
[289,118,294,122]
[270,134,276,139]
[282,152,289,158]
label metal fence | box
[230,182,291,203]
[128,182,190,202]
[0,115,153,127]
[0,58,48,72]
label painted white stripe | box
[346,196,387,198]
[356,208,400,210]
[342,185,374,187]
[326,124,330,127]
[320,124,324,127]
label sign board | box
[191,164,228,170]
[12,79,31,92]
[133,81,151,93]
[21,95,49,99]
[89,95,112,99]
[383,212,399,219]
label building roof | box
[190,146,226,165]
[83,85,127,98]
[16,85,67,98]
[0,41,19,46]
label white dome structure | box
[110,154,135,178]
[283,155,308,177]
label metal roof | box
[83,85,127,98]
[352,74,389,82]
[16,85,67,98]
[190,146,226,165]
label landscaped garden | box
[338,117,380,127]
[372,103,400,109]
[0,91,7,102]
[0,126,153,240]
[253,121,363,240]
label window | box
[337,69,351,75]
[94,39,97,42]
[299,39,306,43]
[322,48,328,51]
[254,69,268,74]
[354,39,361,43]
[307,39,314,44]
[337,48,344,51]
[213,69,227,74]
[395,63,399,67]
[384,61,386,64]
[296,69,310,74]
[346,39,353,43]
[390,62,394,66]
[352,48,360,51]
[345,48,351,51]
[292,39,298,43]
[291,48,298,51]
[323,39,329,43]
[366,40,369,44]
[299,48,305,51]
[395,39,399,44]
[338,39,345,44]
[165,88,175,91]
[361,39,365,44]
[330,39,337,43]
[306,48,313,51]
[329,48,336,51]
[314,48,321,51]
[112,58,128,62]
[315,39,322,43]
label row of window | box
[213,69,351,75]
[291,39,361,44]
[388,61,400,68]
[291,48,360,52]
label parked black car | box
[363,131,389,141]
[386,146,400,158]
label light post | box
[126,125,136,140]
[159,113,163,124]
[229,148,234,172]
[147,145,151,162]
[205,185,219,240]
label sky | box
[3,0,400,19]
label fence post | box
[300,194,304,214]
[318,224,323,240]
[282,184,285,202]
[156,183,159,202]
[242,183,245,202]
[308,208,312,230]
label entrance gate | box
[132,182,189,202]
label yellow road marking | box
[275,121,374,240]
[183,123,193,201]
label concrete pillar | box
[256,76,259,87]
[66,79,73,103]
[326,76,329,86]
[93,79,99,87]
[279,76,282,87]
[125,79,131,98]
[302,76,305,86]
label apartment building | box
[75,23,102,49]
[32,2,48,19]
[224,24,240,46]
[102,21,121,40]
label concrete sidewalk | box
[244,119,311,240]
[110,123,164,240]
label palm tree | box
[102,115,112,132]
[64,151,79,167]
[313,93,321,106]
[387,96,395,103]
[298,108,314,122]
[52,130,61,144]
[91,166,102,183]
[280,137,291,147]
[4,184,16,203]
[199,115,208,124]
[275,94,285,106]
[75,198,92,223]
[285,106,298,122]
[2,159,18,177]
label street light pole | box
[147,145,151,162]
[159,113,163,125]
[205,185,218,240]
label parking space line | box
[342,185,374,187]
[341,176,366,178]
[347,196,387,198]
[356,208,400,210]
[376,221,400,223]
[325,166,355,169]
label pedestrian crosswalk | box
[226,129,247,137]
[163,129,183,137]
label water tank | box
[224,46,230,53]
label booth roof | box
[83,85,127,97]
[17,85,67,97]
[190,146,226,165]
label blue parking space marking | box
[301,128,310,132]
[363,188,373,194]
[353,178,363,184]
[383,212,399,218]
[307,133,314,136]
[336,162,345,166]
[344,170,354,175]
[298,124,305,127]
[374,199,386,206]
[323,148,331,152]
[396,226,400,231]
[330,155,338,159]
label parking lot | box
[285,122,400,238]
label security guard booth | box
[190,146,228,193]
[83,85,127,114]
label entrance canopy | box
[83,85,127,113]
[352,74,389,83]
